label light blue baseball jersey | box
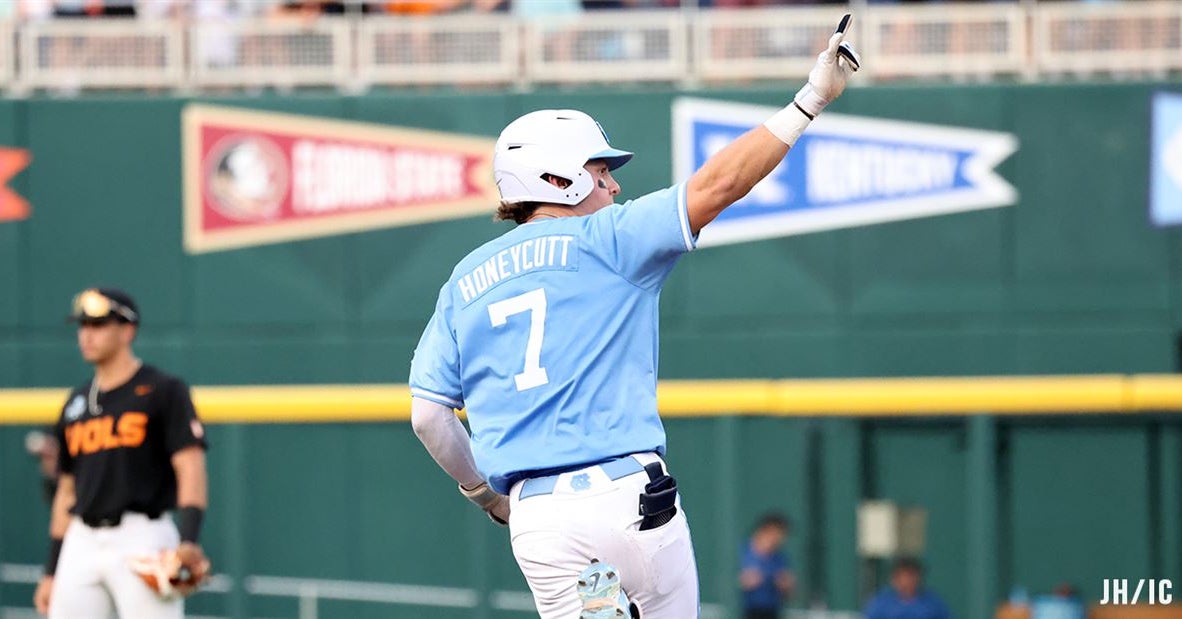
[409,182,696,494]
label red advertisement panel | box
[183,104,497,253]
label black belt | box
[81,511,161,528]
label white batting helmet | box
[494,109,633,205]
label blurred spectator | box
[278,0,347,18]
[192,0,242,71]
[13,0,53,22]
[51,0,87,18]
[25,429,60,504]
[231,0,289,89]
[16,0,56,90]
[385,0,465,15]
[46,0,141,81]
[50,0,137,18]
[1032,583,1084,619]
[130,0,182,75]
[376,0,467,69]
[513,0,582,64]
[583,0,624,9]
[713,0,799,7]
[42,1,93,93]
[136,0,183,19]
[470,0,505,11]
[102,0,135,17]
[864,558,952,619]
[707,0,809,69]
[740,512,795,619]
[618,0,683,7]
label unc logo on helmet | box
[493,110,632,206]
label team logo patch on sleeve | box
[190,419,205,439]
[64,395,86,421]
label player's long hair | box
[495,201,541,225]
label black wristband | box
[177,506,204,544]
[45,538,63,576]
[793,101,816,121]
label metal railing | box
[695,6,843,82]
[1034,0,1182,76]
[16,18,184,92]
[0,562,734,619]
[0,21,12,87]
[191,18,352,90]
[0,3,1179,94]
[357,14,519,86]
[525,9,689,84]
[862,3,1030,80]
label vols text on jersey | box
[64,412,148,456]
[457,234,578,305]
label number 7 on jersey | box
[487,288,549,391]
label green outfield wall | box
[1,82,1181,619]
[2,415,1179,619]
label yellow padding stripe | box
[658,375,1137,416]
[0,385,413,425]
[1128,374,1182,411]
[1,375,1179,425]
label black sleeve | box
[55,404,73,475]
[162,379,207,455]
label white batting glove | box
[794,14,861,119]
[459,481,510,527]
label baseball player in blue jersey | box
[409,17,859,619]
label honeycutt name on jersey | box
[455,234,577,305]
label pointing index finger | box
[836,14,852,35]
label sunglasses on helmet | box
[70,289,139,325]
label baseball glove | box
[459,481,510,526]
[129,547,211,598]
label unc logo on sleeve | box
[672,97,1019,247]
[64,395,86,421]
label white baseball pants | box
[509,452,700,619]
[49,513,183,619]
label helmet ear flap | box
[493,146,592,206]
[494,169,532,204]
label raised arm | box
[686,15,860,235]
[687,127,789,235]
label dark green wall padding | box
[2,418,1179,619]
[1,82,1181,619]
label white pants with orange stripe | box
[49,513,182,619]
[508,452,700,619]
